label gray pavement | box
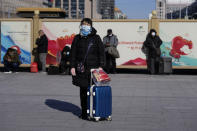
[0,72,197,131]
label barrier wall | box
[159,20,197,69]
[0,19,33,67]
[41,19,149,68]
[1,17,197,69]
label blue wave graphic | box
[1,33,31,64]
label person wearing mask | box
[103,29,118,74]
[3,47,21,73]
[59,46,71,74]
[70,18,105,120]
[36,30,48,73]
[144,29,162,74]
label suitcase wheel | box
[107,116,112,121]
[95,117,100,122]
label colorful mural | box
[1,21,31,64]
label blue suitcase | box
[87,85,112,121]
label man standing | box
[36,30,48,73]
[103,29,118,74]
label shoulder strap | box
[82,36,95,64]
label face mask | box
[80,25,92,36]
[151,32,156,36]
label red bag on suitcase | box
[92,69,111,85]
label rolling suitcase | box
[159,56,172,74]
[87,69,112,121]
[87,85,112,121]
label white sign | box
[42,21,149,66]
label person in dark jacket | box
[144,29,162,74]
[36,30,48,72]
[3,47,21,73]
[59,46,71,74]
[70,18,105,120]
[103,29,118,74]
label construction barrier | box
[1,12,197,69]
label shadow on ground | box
[45,99,81,117]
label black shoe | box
[79,114,88,120]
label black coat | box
[144,33,162,58]
[36,34,48,53]
[70,27,105,87]
[70,27,105,69]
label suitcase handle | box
[90,69,98,86]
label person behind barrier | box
[59,46,71,74]
[36,30,48,73]
[70,18,105,120]
[3,47,21,73]
[144,29,162,74]
[103,29,118,74]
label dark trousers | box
[80,87,88,116]
[4,60,19,72]
[59,60,70,74]
[147,57,160,74]
[105,52,116,74]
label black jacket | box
[144,30,162,58]
[3,48,21,64]
[61,46,71,62]
[70,27,105,69]
[36,34,48,53]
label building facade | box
[0,0,116,19]
[52,0,101,19]
[156,0,166,19]
[0,0,46,18]
[98,0,115,19]
[156,0,196,19]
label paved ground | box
[0,72,197,131]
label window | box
[159,2,162,7]
[71,0,77,18]
[79,0,84,18]
[55,0,61,8]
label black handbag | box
[48,65,60,75]
[32,47,38,56]
[141,44,149,55]
[107,46,120,58]
[77,62,85,73]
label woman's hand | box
[71,68,76,76]
[98,67,103,70]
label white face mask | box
[152,32,156,36]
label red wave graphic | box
[122,58,147,65]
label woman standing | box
[144,29,162,74]
[70,18,105,120]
